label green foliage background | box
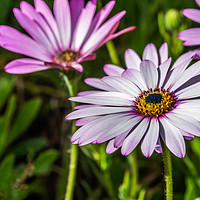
[0,0,200,200]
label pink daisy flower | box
[179,0,200,56]
[66,43,200,158]
[0,0,135,74]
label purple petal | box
[155,138,162,153]
[176,82,200,99]
[142,43,158,67]
[5,58,49,74]
[54,0,71,48]
[180,130,194,141]
[171,51,195,70]
[183,9,200,23]
[165,111,200,137]
[171,60,200,91]
[97,115,142,143]
[69,92,133,106]
[75,116,99,126]
[114,131,130,148]
[179,28,200,46]
[71,1,96,50]
[140,60,158,89]
[77,91,99,96]
[159,43,168,64]
[106,139,118,154]
[125,49,141,70]
[121,69,147,91]
[121,117,149,156]
[101,76,140,97]
[66,106,132,119]
[196,0,200,7]
[158,58,171,88]
[0,26,52,62]
[85,78,117,91]
[103,64,124,76]
[160,117,185,158]
[141,118,159,157]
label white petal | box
[125,48,141,70]
[103,64,124,76]
[159,43,168,63]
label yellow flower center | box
[54,50,80,65]
[135,88,176,117]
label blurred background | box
[0,0,200,200]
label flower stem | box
[128,150,139,200]
[162,144,173,200]
[106,40,120,65]
[60,72,79,200]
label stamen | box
[54,50,80,65]
[135,88,176,117]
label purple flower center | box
[145,93,162,104]
[54,50,80,66]
[135,88,176,117]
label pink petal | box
[183,9,200,23]
[54,0,71,48]
[71,1,96,51]
[106,139,118,154]
[71,63,83,72]
[0,26,52,62]
[5,58,49,74]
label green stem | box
[128,150,139,200]
[162,144,173,200]
[106,41,121,65]
[60,73,79,200]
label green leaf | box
[12,138,48,157]
[33,149,59,175]
[0,154,15,190]
[0,117,9,156]
[0,77,15,111]
[8,98,42,144]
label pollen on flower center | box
[135,88,176,117]
[54,50,80,65]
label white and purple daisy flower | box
[0,0,135,74]
[179,0,200,56]
[66,43,200,158]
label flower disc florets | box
[54,50,81,66]
[135,88,176,117]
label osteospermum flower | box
[0,0,135,74]
[66,43,200,158]
[179,0,200,56]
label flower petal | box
[69,92,133,106]
[54,0,71,48]
[183,9,200,23]
[125,48,141,70]
[159,43,168,64]
[66,106,132,119]
[0,26,52,62]
[85,78,117,91]
[159,117,185,158]
[141,118,159,157]
[140,60,158,89]
[5,58,49,74]
[121,117,149,156]
[106,139,118,154]
[142,43,158,67]
[121,69,147,91]
[165,112,200,137]
[101,76,140,97]
[71,63,83,72]
[103,64,124,76]
[71,1,96,50]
